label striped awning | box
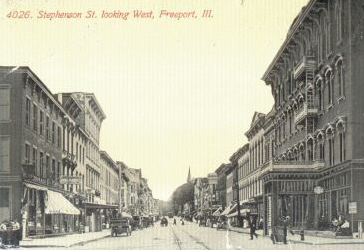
[24,183,48,191]
[45,190,80,215]
[227,208,251,218]
[221,204,237,216]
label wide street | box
[21,219,364,250]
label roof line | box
[261,0,317,81]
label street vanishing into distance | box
[22,218,364,250]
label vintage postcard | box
[0,0,363,249]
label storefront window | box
[0,188,10,223]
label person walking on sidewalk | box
[249,217,258,240]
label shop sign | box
[349,202,357,214]
[314,186,324,194]
[59,176,81,185]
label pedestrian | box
[282,215,293,244]
[259,216,263,230]
[173,218,177,225]
[249,217,258,240]
[181,217,184,226]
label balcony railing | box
[294,103,318,125]
[22,164,62,189]
[261,160,325,175]
[294,56,316,79]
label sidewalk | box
[229,227,364,245]
[20,230,110,248]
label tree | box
[170,182,194,214]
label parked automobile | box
[110,218,131,237]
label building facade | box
[0,67,84,237]
[260,0,364,234]
[214,163,229,209]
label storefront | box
[84,203,118,232]
[22,183,80,237]
[262,173,317,235]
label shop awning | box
[212,207,222,216]
[24,183,48,191]
[221,204,237,216]
[227,208,251,218]
[45,190,80,215]
[121,212,132,218]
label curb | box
[70,235,110,247]
[288,239,364,246]
[20,235,110,248]
[229,228,364,246]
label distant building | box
[214,163,230,209]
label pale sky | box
[0,0,309,200]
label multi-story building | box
[225,165,235,208]
[193,177,208,212]
[128,168,142,215]
[57,92,106,232]
[0,66,156,236]
[206,173,218,210]
[99,151,119,228]
[100,151,119,207]
[214,163,229,209]
[260,0,364,234]
[116,161,131,211]
[243,113,265,217]
[0,67,82,237]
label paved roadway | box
[22,219,364,250]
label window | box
[39,110,44,136]
[25,144,30,164]
[337,61,345,96]
[339,132,346,162]
[46,155,50,178]
[318,86,323,111]
[32,147,37,169]
[52,159,56,180]
[0,137,10,172]
[33,104,37,132]
[51,122,55,144]
[39,152,44,178]
[25,98,31,126]
[326,71,334,104]
[57,162,61,180]
[0,188,10,223]
[329,138,335,166]
[319,143,325,160]
[0,88,10,121]
[57,126,61,148]
[46,116,50,141]
[76,142,78,161]
[336,0,343,42]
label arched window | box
[307,138,314,161]
[325,17,331,55]
[337,121,346,162]
[325,70,334,104]
[315,78,323,111]
[336,0,343,42]
[326,127,335,166]
[317,133,325,160]
[336,59,345,96]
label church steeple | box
[187,167,191,183]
